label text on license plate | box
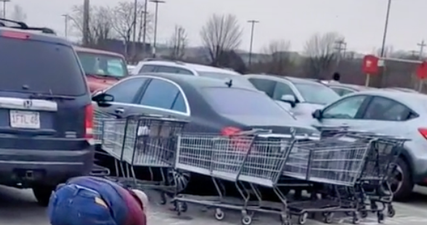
[10,110,40,129]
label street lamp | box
[247,20,259,67]
[0,0,11,18]
[379,0,392,57]
[62,14,69,38]
[150,0,165,58]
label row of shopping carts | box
[93,111,408,225]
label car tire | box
[392,157,413,201]
[33,185,54,207]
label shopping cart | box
[283,133,373,224]
[172,130,316,225]
[97,113,188,201]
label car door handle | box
[115,108,125,114]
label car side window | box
[171,92,187,113]
[105,78,147,103]
[248,78,275,97]
[155,65,193,75]
[140,79,187,113]
[272,82,296,100]
[363,97,410,121]
[331,87,345,96]
[322,95,367,119]
[138,65,156,73]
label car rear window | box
[203,87,295,119]
[76,52,128,78]
[0,37,87,96]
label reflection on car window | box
[363,97,409,121]
[106,78,147,103]
[203,87,295,119]
[197,71,255,88]
[138,65,156,73]
[77,52,128,78]
[273,82,295,100]
[322,95,366,119]
[294,82,340,105]
[248,78,276,97]
[156,66,193,75]
[140,79,186,112]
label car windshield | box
[197,71,255,88]
[76,52,128,78]
[0,37,86,96]
[203,87,295,119]
[294,82,340,105]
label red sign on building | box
[362,55,380,75]
[416,61,427,79]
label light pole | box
[142,0,148,54]
[132,0,138,60]
[247,20,259,67]
[0,0,11,18]
[380,0,392,57]
[62,14,69,38]
[150,0,165,58]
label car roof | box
[73,46,125,58]
[349,90,427,112]
[245,74,329,86]
[137,72,255,90]
[0,27,71,46]
[141,60,240,75]
[327,83,372,91]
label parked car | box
[74,46,129,93]
[130,59,256,88]
[92,73,319,193]
[326,83,374,96]
[383,87,419,93]
[245,74,340,120]
[0,19,94,205]
[127,65,136,74]
[310,90,427,200]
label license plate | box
[10,110,40,129]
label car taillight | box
[221,126,250,152]
[418,128,427,139]
[1,31,30,39]
[85,104,94,142]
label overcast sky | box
[6,0,427,54]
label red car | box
[74,46,128,93]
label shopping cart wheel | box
[360,211,368,218]
[377,212,385,223]
[298,212,308,225]
[214,208,225,221]
[352,212,360,224]
[387,205,395,217]
[241,210,253,225]
[280,214,291,225]
[322,212,334,224]
[174,201,187,215]
[160,192,167,205]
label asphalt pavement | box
[0,185,426,225]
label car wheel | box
[33,185,54,207]
[390,157,413,200]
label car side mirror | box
[92,93,114,107]
[312,109,322,120]
[280,94,296,107]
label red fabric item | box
[121,188,147,225]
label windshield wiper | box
[29,92,75,100]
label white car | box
[131,59,256,88]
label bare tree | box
[373,45,394,58]
[110,1,151,59]
[259,39,292,75]
[70,4,115,47]
[10,4,26,22]
[167,25,188,60]
[200,14,243,66]
[304,32,344,78]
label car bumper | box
[0,146,94,187]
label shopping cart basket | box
[283,133,373,224]
[99,114,188,200]
[94,108,115,145]
[172,131,316,225]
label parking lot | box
[1,185,426,225]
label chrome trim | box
[0,97,57,111]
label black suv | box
[0,19,94,205]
